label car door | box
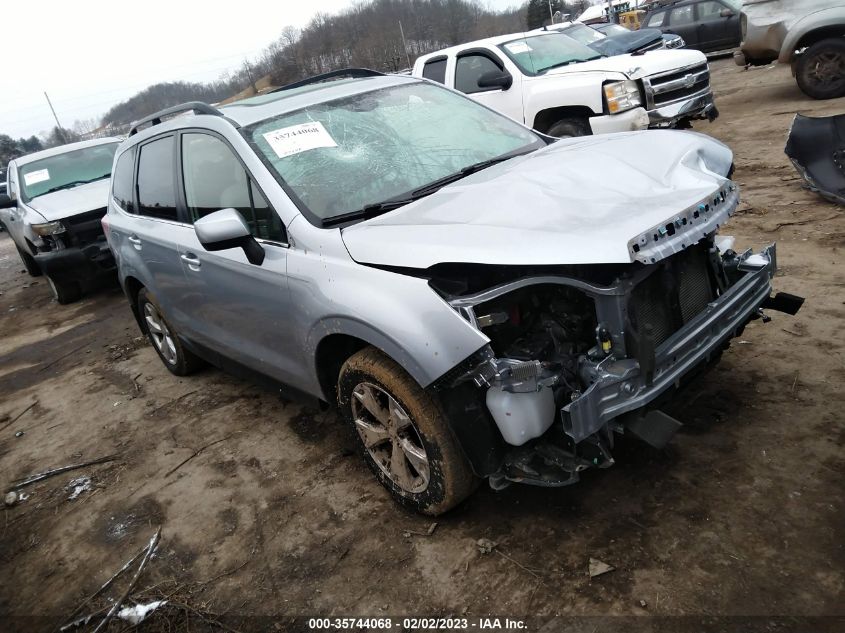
[667,4,699,49]
[174,130,301,385]
[113,135,192,327]
[694,0,740,51]
[451,49,524,123]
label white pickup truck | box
[413,30,718,137]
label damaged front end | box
[430,186,803,489]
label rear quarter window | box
[111,147,136,213]
[645,11,666,27]
[422,58,447,84]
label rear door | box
[666,4,699,49]
[694,0,741,51]
[450,48,524,123]
[173,130,300,384]
[108,135,194,329]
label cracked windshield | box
[247,81,541,222]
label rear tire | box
[47,276,82,304]
[16,244,42,277]
[338,347,478,515]
[795,39,845,100]
[137,288,204,376]
[547,117,591,138]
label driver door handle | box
[181,253,201,270]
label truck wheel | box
[137,288,204,376]
[795,39,845,100]
[15,244,42,277]
[547,117,591,138]
[47,276,81,304]
[337,347,478,515]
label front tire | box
[15,244,42,277]
[795,39,845,100]
[338,347,477,515]
[137,288,204,376]
[47,276,82,304]
[547,117,591,138]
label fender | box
[779,8,845,63]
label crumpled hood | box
[341,130,733,268]
[26,179,110,221]
[544,48,705,79]
[589,28,665,56]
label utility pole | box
[548,0,554,22]
[398,21,411,69]
[43,91,66,142]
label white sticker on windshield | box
[24,169,50,186]
[263,122,338,158]
[504,41,532,54]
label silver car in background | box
[105,71,801,515]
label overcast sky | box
[1,0,522,139]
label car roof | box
[218,74,421,128]
[649,0,695,11]
[14,137,123,167]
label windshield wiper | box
[321,151,531,228]
[34,173,110,198]
[538,55,603,73]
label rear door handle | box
[128,235,142,249]
[180,253,201,270]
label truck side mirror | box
[194,208,265,266]
[0,193,13,208]
[477,70,513,91]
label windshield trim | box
[241,85,546,229]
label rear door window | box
[137,136,177,221]
[422,58,447,84]
[181,133,285,242]
[670,5,695,25]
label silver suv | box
[106,70,802,515]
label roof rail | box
[271,68,385,93]
[128,101,225,136]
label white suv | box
[413,30,717,137]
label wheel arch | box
[533,105,596,134]
[781,15,845,63]
[122,275,146,331]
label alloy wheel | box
[351,382,430,494]
[143,302,177,365]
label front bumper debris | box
[647,90,718,127]
[589,107,650,135]
[34,242,115,284]
[784,113,845,206]
[563,243,792,442]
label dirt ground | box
[0,58,843,633]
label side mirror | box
[194,208,265,266]
[720,8,734,17]
[0,193,13,208]
[477,69,513,91]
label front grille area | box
[629,244,715,347]
[62,208,107,248]
[646,63,710,108]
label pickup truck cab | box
[412,31,717,137]
[0,138,121,303]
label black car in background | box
[642,0,741,53]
